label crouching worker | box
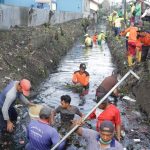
[95,69,120,105]
[75,120,123,150]
[0,79,34,135]
[25,106,65,150]
[72,63,90,105]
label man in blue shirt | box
[25,106,65,150]
[0,79,34,134]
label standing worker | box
[120,23,138,66]
[74,120,123,150]
[51,95,83,131]
[84,34,93,47]
[98,31,106,47]
[88,97,122,141]
[0,79,34,135]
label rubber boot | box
[128,55,133,67]
[138,51,142,62]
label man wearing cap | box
[26,106,65,150]
[0,79,34,134]
[98,31,106,47]
[84,34,93,47]
[75,120,123,150]
[88,97,121,142]
[72,63,90,104]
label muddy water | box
[36,42,114,114]
[2,26,150,150]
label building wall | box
[90,1,99,11]
[4,0,35,7]
[82,0,90,17]
[57,0,82,12]
[0,4,83,29]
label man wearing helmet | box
[72,63,90,105]
[0,79,34,134]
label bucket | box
[28,104,44,120]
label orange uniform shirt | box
[72,70,89,86]
[139,32,150,46]
[121,26,138,43]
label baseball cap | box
[20,79,31,96]
[84,34,89,37]
[80,63,86,70]
[100,120,114,133]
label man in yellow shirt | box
[84,34,93,47]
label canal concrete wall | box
[0,19,85,94]
[107,31,150,118]
[0,4,83,29]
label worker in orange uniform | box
[138,31,150,61]
[136,35,143,63]
[92,32,98,45]
[72,63,90,105]
[120,23,138,66]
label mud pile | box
[0,19,84,92]
[107,31,150,118]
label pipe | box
[51,69,140,150]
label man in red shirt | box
[88,97,121,142]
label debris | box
[133,139,141,142]
[19,140,25,145]
[122,96,136,102]
[4,76,11,80]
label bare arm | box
[76,127,83,136]
[116,124,121,142]
[51,110,57,125]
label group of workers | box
[107,0,150,67]
[84,31,106,48]
[0,61,124,149]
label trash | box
[122,96,136,102]
[121,130,126,137]
[133,139,141,142]
[19,140,25,145]
[22,112,28,119]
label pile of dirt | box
[107,31,150,118]
[0,19,85,94]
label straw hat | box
[29,104,44,119]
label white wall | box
[0,4,83,29]
[90,1,99,11]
